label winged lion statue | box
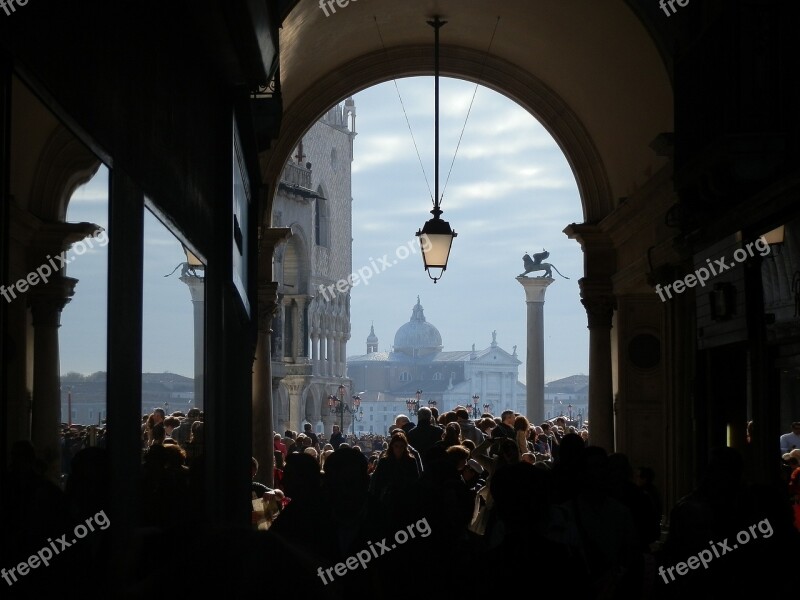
[518,249,569,279]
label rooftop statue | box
[164,262,202,278]
[518,249,569,279]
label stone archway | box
[262,46,614,225]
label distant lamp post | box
[567,403,573,420]
[471,394,480,419]
[427,399,437,408]
[351,394,364,435]
[407,390,422,416]
[483,403,492,414]
[328,384,361,434]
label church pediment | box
[471,346,521,365]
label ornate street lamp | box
[471,394,480,419]
[483,403,492,414]
[416,16,457,283]
[351,394,364,435]
[427,398,437,408]
[406,390,422,416]
[328,385,362,435]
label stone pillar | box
[326,332,334,377]
[336,331,344,377]
[322,413,336,437]
[516,276,555,424]
[311,332,319,375]
[290,299,300,360]
[564,223,617,452]
[253,226,290,487]
[286,378,305,432]
[511,371,517,414]
[26,220,99,479]
[180,274,204,409]
[581,288,615,451]
[252,281,280,487]
[295,296,307,358]
[29,276,77,480]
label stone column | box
[326,331,334,377]
[511,371,517,413]
[516,276,555,424]
[252,281,280,487]
[296,296,308,358]
[291,299,300,360]
[581,289,615,451]
[336,331,344,377]
[253,226,290,487]
[179,274,205,409]
[563,223,617,452]
[322,413,336,437]
[286,378,305,432]
[27,220,99,480]
[29,276,77,480]
[311,332,319,375]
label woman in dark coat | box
[369,431,420,509]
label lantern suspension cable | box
[432,16,444,208]
[373,16,434,203]
[415,16,457,283]
[441,16,501,202]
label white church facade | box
[347,298,526,435]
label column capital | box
[28,276,78,327]
[516,276,555,303]
[579,279,616,329]
[283,376,306,395]
[30,221,103,268]
[259,227,292,256]
[257,282,281,331]
[179,274,205,302]
[563,222,614,251]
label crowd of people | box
[3,406,798,598]
[254,407,800,598]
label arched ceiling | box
[272,0,673,221]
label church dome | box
[393,297,442,356]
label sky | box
[348,77,587,383]
[59,76,588,383]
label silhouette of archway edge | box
[261,44,613,226]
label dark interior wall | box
[673,1,800,216]
[0,0,274,255]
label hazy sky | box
[59,77,588,383]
